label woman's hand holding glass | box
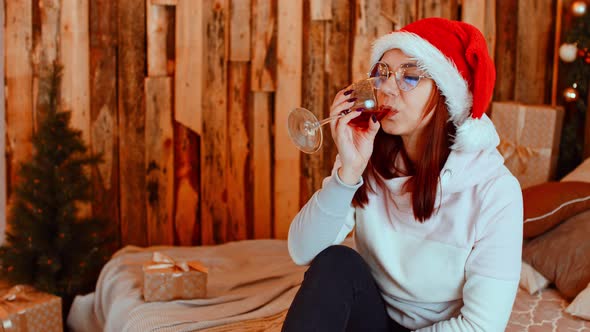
[329,88,381,185]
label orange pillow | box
[523,181,590,239]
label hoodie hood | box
[381,147,508,196]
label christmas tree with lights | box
[557,0,590,177]
[0,64,114,312]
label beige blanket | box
[66,239,328,332]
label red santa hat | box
[370,17,499,152]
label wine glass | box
[287,77,390,154]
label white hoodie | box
[288,147,523,331]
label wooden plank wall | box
[118,0,148,246]
[5,0,34,242]
[0,0,4,245]
[2,0,564,247]
[90,0,120,244]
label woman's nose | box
[379,75,400,97]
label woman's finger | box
[331,99,356,117]
[329,92,356,117]
[334,108,363,134]
[367,114,381,138]
[329,99,357,135]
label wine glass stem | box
[314,112,346,129]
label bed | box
[66,236,590,332]
[67,159,590,331]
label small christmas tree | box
[557,0,590,177]
[0,64,115,312]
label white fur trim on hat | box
[371,32,499,152]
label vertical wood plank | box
[251,0,277,92]
[301,0,326,206]
[147,0,169,76]
[146,0,174,246]
[250,0,275,238]
[201,0,228,244]
[418,0,458,20]
[0,0,5,245]
[175,0,202,135]
[551,0,564,106]
[230,0,251,61]
[461,0,495,60]
[31,1,40,133]
[493,0,517,102]
[228,62,249,241]
[227,8,251,239]
[60,0,91,145]
[274,0,302,239]
[169,5,200,246]
[60,0,91,218]
[145,77,175,245]
[461,0,485,33]
[34,0,60,133]
[90,0,120,246]
[351,0,381,82]
[392,0,417,29]
[251,92,272,239]
[585,83,590,159]
[118,0,148,246]
[174,125,200,245]
[311,0,332,20]
[484,0,496,61]
[515,0,554,104]
[5,0,34,222]
[39,0,60,67]
[151,0,177,5]
[378,0,396,35]
[325,0,352,173]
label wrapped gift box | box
[142,252,208,302]
[0,285,62,332]
[491,102,565,189]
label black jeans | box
[282,245,411,332]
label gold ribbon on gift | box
[1,285,35,303]
[0,285,35,332]
[497,106,551,175]
[144,252,208,273]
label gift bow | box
[1,285,35,304]
[1,285,35,331]
[498,139,539,174]
[146,252,208,273]
[497,106,551,175]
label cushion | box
[519,261,550,295]
[562,157,590,183]
[566,282,590,320]
[522,209,590,300]
[523,181,590,239]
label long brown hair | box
[352,86,456,222]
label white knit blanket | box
[66,239,326,332]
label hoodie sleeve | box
[415,174,523,332]
[287,155,360,265]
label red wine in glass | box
[349,105,392,129]
[346,78,391,129]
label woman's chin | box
[380,121,403,135]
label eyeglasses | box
[368,61,430,92]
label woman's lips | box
[385,108,399,118]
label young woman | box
[282,18,523,332]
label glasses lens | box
[397,68,424,91]
[370,62,389,79]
